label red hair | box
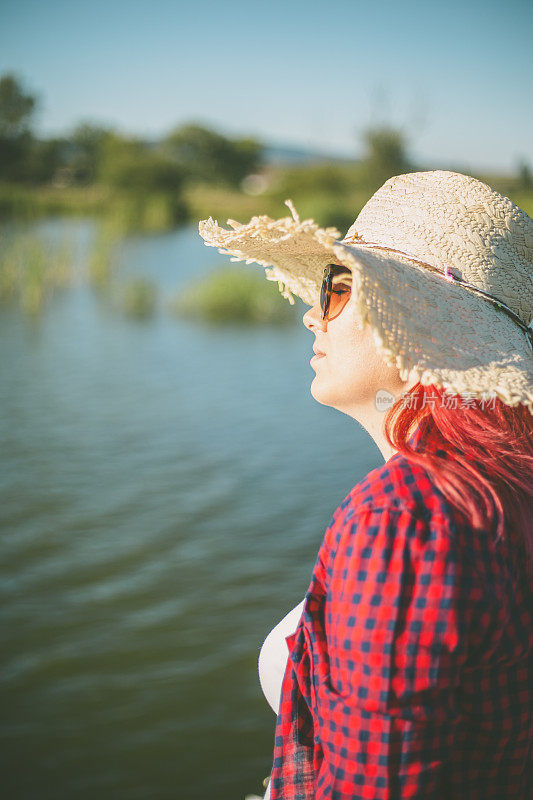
[383,382,533,580]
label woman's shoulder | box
[313,454,455,590]
[341,448,455,525]
[324,450,529,605]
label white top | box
[257,600,306,800]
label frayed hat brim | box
[199,199,533,414]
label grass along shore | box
[1,164,532,237]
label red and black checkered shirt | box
[269,417,532,799]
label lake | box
[0,217,384,800]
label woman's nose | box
[302,303,327,332]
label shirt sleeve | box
[315,504,472,800]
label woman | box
[199,170,533,799]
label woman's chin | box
[310,378,335,407]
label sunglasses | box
[320,264,352,323]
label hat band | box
[344,239,533,353]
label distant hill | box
[261,142,359,166]
[145,135,358,167]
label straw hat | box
[198,170,533,414]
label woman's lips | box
[310,352,326,364]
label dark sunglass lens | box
[320,272,331,319]
[321,266,351,321]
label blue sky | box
[1,0,532,173]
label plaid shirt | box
[269,417,532,799]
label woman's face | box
[302,269,411,418]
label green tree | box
[0,73,38,182]
[162,123,263,187]
[69,122,114,184]
[98,133,185,193]
[23,137,70,184]
[360,125,414,190]
[95,132,188,231]
[0,73,36,137]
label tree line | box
[1,71,529,232]
[0,73,264,192]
